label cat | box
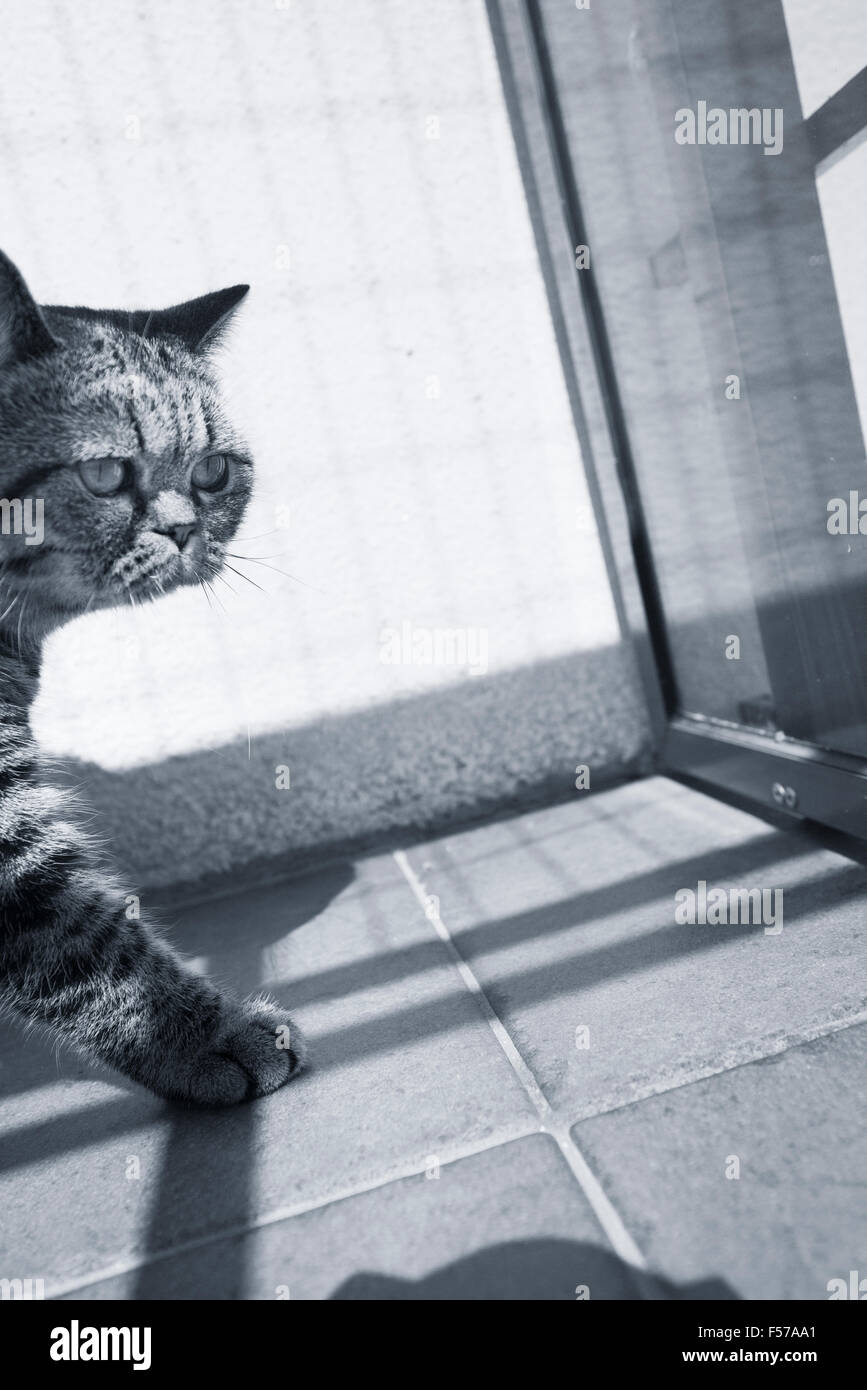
[0,249,305,1104]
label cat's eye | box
[77,458,129,496]
[191,453,230,492]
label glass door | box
[490,0,867,838]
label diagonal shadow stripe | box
[280,831,812,1007]
[2,853,865,1179]
[131,861,354,1299]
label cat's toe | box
[184,1052,252,1107]
[152,1000,306,1107]
[219,1001,307,1099]
[164,1001,306,1107]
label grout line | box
[392,849,648,1272]
[12,1001,865,1177]
[562,1003,867,1130]
[46,1120,542,1300]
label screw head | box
[772,782,798,810]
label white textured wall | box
[783,0,867,117]
[0,0,650,884]
[783,0,867,443]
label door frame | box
[487,0,867,840]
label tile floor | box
[1,776,865,1300]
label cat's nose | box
[157,522,197,552]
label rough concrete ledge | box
[67,644,653,898]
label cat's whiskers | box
[205,578,227,615]
[222,561,265,593]
[224,551,324,593]
[14,592,31,655]
[190,562,216,613]
[233,528,282,544]
[229,547,290,560]
[0,593,20,625]
[213,570,239,598]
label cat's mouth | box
[105,533,218,603]
[2,534,228,620]
[110,555,207,602]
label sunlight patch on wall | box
[12,0,623,771]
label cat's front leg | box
[0,811,306,1104]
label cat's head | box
[0,249,252,639]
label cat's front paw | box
[158,999,307,1107]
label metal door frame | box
[487,0,867,840]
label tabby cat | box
[0,249,304,1104]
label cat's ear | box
[144,285,250,354]
[0,250,61,370]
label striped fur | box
[0,251,305,1105]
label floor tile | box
[5,776,864,1301]
[403,778,867,1118]
[572,1022,867,1300]
[63,1135,643,1300]
[0,853,534,1294]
